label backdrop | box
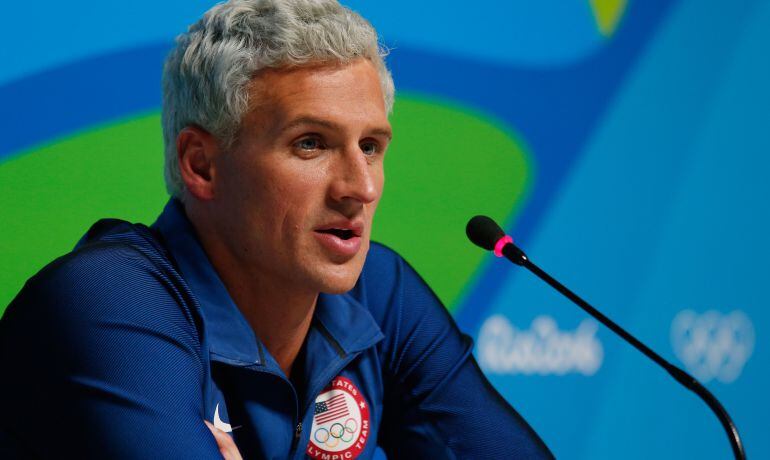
[1,0,768,458]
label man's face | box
[212,59,391,294]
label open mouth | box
[316,228,356,240]
[313,222,363,256]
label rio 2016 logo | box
[477,314,604,376]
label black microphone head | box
[466,215,505,251]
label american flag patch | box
[314,393,349,424]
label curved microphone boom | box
[466,215,746,460]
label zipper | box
[288,350,364,458]
[245,364,303,456]
[289,419,303,455]
[295,422,303,441]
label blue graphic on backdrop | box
[477,0,769,458]
[347,1,611,66]
[0,1,213,86]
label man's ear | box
[177,126,219,201]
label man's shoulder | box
[355,241,444,320]
[359,241,414,293]
[31,218,171,294]
[73,217,172,267]
[362,241,401,273]
[2,218,190,330]
[362,240,436,289]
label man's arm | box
[0,244,223,459]
[360,243,554,459]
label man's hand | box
[204,420,243,460]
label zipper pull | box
[295,422,303,440]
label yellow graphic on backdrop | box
[590,0,628,36]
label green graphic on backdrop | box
[373,94,532,309]
[0,94,531,314]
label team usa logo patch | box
[306,376,370,459]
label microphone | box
[466,215,746,460]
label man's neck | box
[187,207,316,378]
[225,270,317,379]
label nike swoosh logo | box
[214,403,233,433]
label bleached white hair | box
[161,0,395,197]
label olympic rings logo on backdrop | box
[306,376,370,459]
[671,310,754,383]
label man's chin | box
[317,270,362,294]
[321,284,356,295]
[308,242,368,293]
[313,260,366,294]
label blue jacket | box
[0,200,552,459]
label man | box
[0,1,553,458]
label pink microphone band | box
[493,235,513,257]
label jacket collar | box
[151,199,383,367]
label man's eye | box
[360,142,379,156]
[296,138,322,151]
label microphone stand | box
[500,243,746,460]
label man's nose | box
[328,145,381,205]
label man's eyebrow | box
[280,116,392,140]
[369,127,393,140]
[281,116,337,133]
